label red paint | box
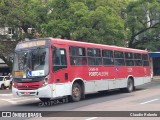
[14,38,151,90]
[13,81,43,90]
[49,38,150,84]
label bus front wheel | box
[1,84,5,90]
[70,83,82,102]
[39,98,50,102]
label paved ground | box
[0,79,160,120]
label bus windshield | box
[13,47,49,78]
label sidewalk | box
[152,76,160,80]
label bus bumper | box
[12,85,52,98]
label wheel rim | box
[73,87,80,98]
[128,80,133,91]
[1,85,4,89]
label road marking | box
[11,97,29,100]
[13,98,39,102]
[140,99,159,105]
[85,117,98,120]
[11,97,25,100]
[1,99,17,104]
[0,98,39,104]
[0,94,12,96]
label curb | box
[152,76,160,80]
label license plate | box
[24,92,30,95]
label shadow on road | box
[15,87,147,108]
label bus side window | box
[134,53,142,66]
[114,51,125,66]
[102,49,114,66]
[142,54,149,66]
[125,52,134,66]
[52,46,67,72]
[87,48,102,66]
[69,46,87,66]
[70,57,77,65]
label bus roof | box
[17,37,148,53]
[50,38,148,53]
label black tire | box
[1,84,5,90]
[39,98,51,102]
[70,83,82,102]
[126,78,134,93]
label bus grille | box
[17,85,41,90]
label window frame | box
[102,49,114,66]
[142,54,149,66]
[87,48,102,66]
[134,53,142,66]
[52,46,67,72]
[125,52,134,66]
[69,46,87,66]
[114,51,125,66]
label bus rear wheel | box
[39,98,50,102]
[70,83,82,102]
[126,78,134,93]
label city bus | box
[12,38,151,102]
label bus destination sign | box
[17,40,46,49]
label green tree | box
[0,41,17,70]
[0,0,48,39]
[0,0,47,68]
[42,0,129,46]
[126,0,160,50]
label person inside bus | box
[70,57,77,65]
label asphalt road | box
[0,79,160,120]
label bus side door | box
[52,44,70,96]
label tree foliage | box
[0,0,48,39]
[126,0,160,50]
[42,0,128,46]
[0,0,47,68]
[0,0,160,68]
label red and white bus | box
[12,38,151,102]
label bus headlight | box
[12,82,15,87]
[42,76,49,86]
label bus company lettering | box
[89,71,108,76]
[88,67,108,76]
[88,67,99,71]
